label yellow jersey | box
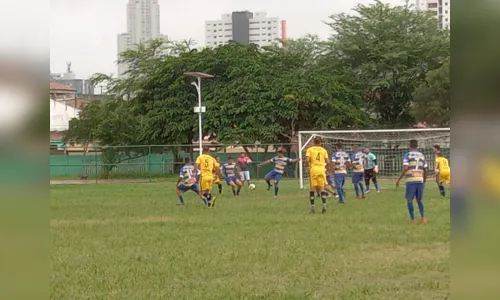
[481,158,500,196]
[436,156,450,174]
[306,146,329,169]
[196,154,219,176]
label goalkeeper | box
[363,147,380,193]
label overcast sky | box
[49,0,404,79]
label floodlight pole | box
[193,76,203,156]
[184,72,213,156]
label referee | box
[363,147,380,193]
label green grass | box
[50,180,450,300]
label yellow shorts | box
[200,175,213,191]
[439,172,450,184]
[309,168,326,188]
[213,175,221,185]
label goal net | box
[297,128,450,189]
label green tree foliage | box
[64,1,451,157]
[324,1,450,127]
[64,100,145,178]
[413,58,450,126]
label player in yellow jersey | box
[213,156,223,194]
[305,137,329,214]
[481,156,500,197]
[195,147,220,207]
[434,145,450,197]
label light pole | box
[184,72,214,156]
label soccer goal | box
[297,128,451,189]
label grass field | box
[50,180,450,300]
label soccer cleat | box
[310,207,315,214]
[211,197,217,207]
[267,185,271,191]
[420,217,427,224]
[176,202,184,206]
[409,219,416,224]
[365,189,371,194]
[377,190,380,193]
[273,195,277,198]
[322,207,326,214]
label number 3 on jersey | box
[204,161,209,168]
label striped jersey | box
[351,151,366,173]
[332,150,351,174]
[179,164,200,186]
[222,162,237,178]
[403,150,428,184]
[271,156,293,174]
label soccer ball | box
[248,184,256,190]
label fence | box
[50,144,298,182]
[50,143,450,183]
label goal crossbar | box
[297,128,450,189]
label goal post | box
[297,128,451,189]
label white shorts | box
[240,171,251,181]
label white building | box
[414,0,450,30]
[205,11,283,47]
[50,99,80,131]
[117,0,161,77]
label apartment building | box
[205,11,285,47]
[415,0,450,29]
[117,0,161,77]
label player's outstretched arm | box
[290,158,300,163]
[258,159,273,167]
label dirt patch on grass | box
[51,216,176,227]
[130,216,175,224]
[50,219,112,227]
[50,179,150,185]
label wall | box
[50,152,296,179]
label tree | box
[412,58,450,126]
[64,100,145,178]
[325,1,450,127]
[63,101,101,177]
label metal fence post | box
[148,146,152,183]
[94,147,98,184]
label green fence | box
[50,144,298,181]
[50,144,450,181]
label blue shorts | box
[225,176,238,184]
[265,170,283,182]
[178,183,200,194]
[405,183,424,201]
[326,174,334,185]
[352,172,364,184]
[334,174,346,188]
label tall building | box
[117,0,161,77]
[205,11,285,47]
[414,0,450,30]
